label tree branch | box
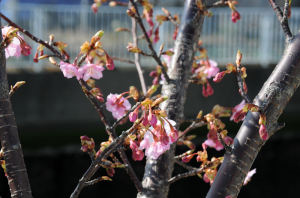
[206,33,300,198]
[137,0,206,197]
[0,12,143,195]
[70,119,142,198]
[129,0,171,83]
[130,2,147,95]
[0,19,33,198]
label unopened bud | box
[236,50,242,66]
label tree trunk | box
[206,34,300,198]
[0,20,32,198]
[137,1,205,197]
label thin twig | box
[177,121,205,140]
[236,67,251,103]
[216,132,232,153]
[168,162,213,184]
[175,159,197,171]
[205,0,228,9]
[130,3,147,95]
[268,0,293,40]
[129,0,171,83]
[70,120,142,198]
[111,56,135,64]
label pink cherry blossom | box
[2,26,31,58]
[139,119,178,159]
[213,71,226,83]
[196,59,219,79]
[59,61,80,79]
[204,124,233,151]
[129,111,138,122]
[230,100,246,122]
[20,41,31,56]
[5,41,22,58]
[204,60,219,78]
[243,168,256,185]
[259,124,268,140]
[106,93,131,120]
[130,140,144,161]
[162,49,173,67]
[78,63,105,81]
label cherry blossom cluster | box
[59,61,105,81]
[191,41,219,97]
[106,93,132,120]
[1,26,31,59]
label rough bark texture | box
[0,21,32,198]
[137,1,205,198]
[206,34,300,198]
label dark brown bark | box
[0,21,32,198]
[137,1,205,197]
[206,34,300,198]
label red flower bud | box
[259,124,268,140]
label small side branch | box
[169,162,213,184]
[236,67,251,103]
[70,120,142,198]
[268,0,293,40]
[216,132,232,153]
[206,0,228,9]
[129,0,171,83]
[175,159,197,171]
[130,2,147,95]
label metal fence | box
[3,3,300,71]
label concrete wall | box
[9,66,300,130]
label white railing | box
[3,3,300,71]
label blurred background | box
[1,0,300,197]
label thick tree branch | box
[0,20,32,198]
[206,33,300,198]
[137,1,206,198]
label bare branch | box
[175,159,197,171]
[111,56,135,64]
[130,2,147,95]
[169,162,214,184]
[177,121,205,140]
